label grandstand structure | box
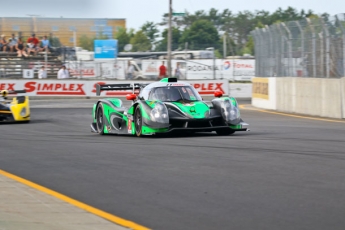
[0,17,126,47]
[0,17,126,78]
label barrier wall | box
[340,77,345,118]
[251,77,276,109]
[0,80,229,97]
[229,83,252,98]
[253,77,345,119]
[276,77,343,119]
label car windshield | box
[149,86,202,102]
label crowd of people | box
[0,33,50,57]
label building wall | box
[0,17,126,47]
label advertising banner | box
[0,80,229,97]
[94,39,118,59]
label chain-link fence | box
[251,14,345,78]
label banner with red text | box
[0,80,229,97]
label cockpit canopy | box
[143,85,202,102]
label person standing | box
[38,66,47,79]
[126,61,134,80]
[174,63,181,79]
[158,61,167,79]
[57,65,69,79]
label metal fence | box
[251,13,345,78]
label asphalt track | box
[1,99,345,230]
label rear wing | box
[95,83,148,96]
[1,90,26,97]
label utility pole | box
[167,0,172,77]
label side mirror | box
[126,94,137,101]
[214,90,223,98]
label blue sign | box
[94,39,117,59]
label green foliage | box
[140,21,159,44]
[78,34,112,51]
[156,27,182,51]
[180,19,220,50]
[129,30,152,51]
[149,6,329,56]
[79,35,94,51]
[115,27,134,52]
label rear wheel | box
[216,129,235,136]
[96,104,105,135]
[134,106,143,137]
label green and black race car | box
[90,78,249,136]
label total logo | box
[224,61,231,70]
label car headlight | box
[20,108,26,117]
[150,102,169,123]
[222,99,240,124]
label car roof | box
[143,78,191,91]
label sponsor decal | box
[233,63,254,69]
[127,119,132,133]
[191,82,225,94]
[224,61,231,70]
[0,83,16,91]
[69,69,95,77]
[24,82,86,95]
[252,78,269,100]
[187,65,221,71]
[144,63,157,73]
[189,106,196,113]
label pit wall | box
[252,77,345,119]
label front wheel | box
[134,106,143,137]
[216,129,235,136]
[96,104,105,135]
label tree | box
[140,21,159,44]
[180,19,220,50]
[115,27,134,52]
[130,30,151,51]
[156,27,182,51]
[79,35,94,51]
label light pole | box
[167,0,172,77]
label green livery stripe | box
[171,101,209,118]
[230,124,242,129]
[142,125,168,134]
[139,104,150,119]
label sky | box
[1,0,344,31]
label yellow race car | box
[0,90,30,123]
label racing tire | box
[216,129,235,136]
[134,106,143,137]
[96,104,105,135]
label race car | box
[90,78,248,136]
[0,89,30,123]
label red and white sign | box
[0,80,229,97]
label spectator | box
[40,35,50,52]
[27,33,39,48]
[126,61,134,80]
[15,38,28,57]
[57,65,69,79]
[27,42,37,56]
[8,34,17,52]
[174,63,182,79]
[0,35,8,52]
[158,61,167,79]
[38,66,47,79]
